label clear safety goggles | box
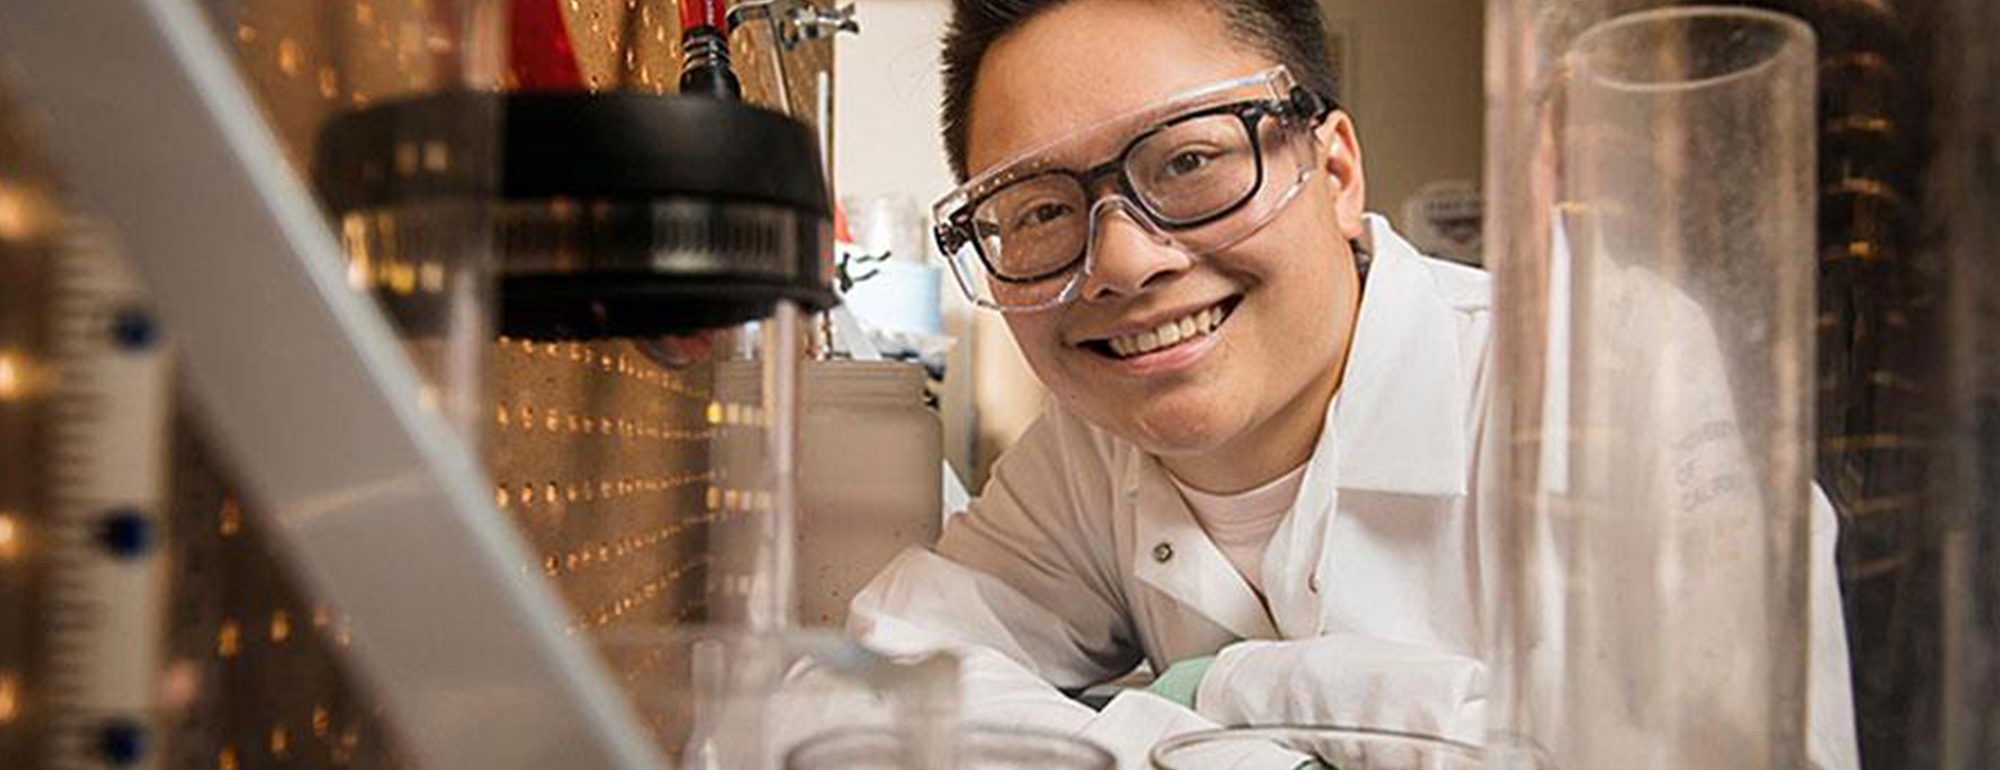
[932,67,1335,311]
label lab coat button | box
[1308,574,1321,593]
[1152,542,1174,563]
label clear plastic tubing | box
[1482,6,1817,770]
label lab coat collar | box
[1329,214,1473,498]
[1128,455,1282,642]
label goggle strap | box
[1286,86,1338,124]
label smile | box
[1094,298,1237,360]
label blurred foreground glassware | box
[788,725,1113,770]
[596,625,962,770]
[315,93,499,445]
[1483,5,1818,770]
[1151,726,1480,770]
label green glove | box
[1147,656,1333,769]
[1145,655,1216,709]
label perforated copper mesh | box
[487,337,719,633]
[0,1,833,768]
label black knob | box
[95,718,149,766]
[110,305,158,351]
[94,508,155,560]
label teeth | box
[1104,302,1230,359]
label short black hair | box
[939,0,1341,181]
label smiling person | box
[845,0,1859,767]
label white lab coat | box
[847,215,1858,770]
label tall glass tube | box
[1483,6,1817,770]
[1929,0,2000,765]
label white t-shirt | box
[1167,462,1308,601]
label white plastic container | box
[798,359,942,627]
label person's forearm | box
[1194,634,1486,743]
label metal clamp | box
[836,247,893,292]
[728,0,859,50]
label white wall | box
[833,0,955,203]
[835,0,1046,489]
[1321,0,1485,256]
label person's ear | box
[1315,110,1368,239]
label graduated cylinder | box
[1483,6,1817,769]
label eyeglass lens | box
[971,110,1264,283]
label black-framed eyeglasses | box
[935,82,1333,305]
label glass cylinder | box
[1924,0,2000,766]
[198,0,512,442]
[1483,6,1817,770]
[705,302,812,631]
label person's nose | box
[1076,201,1194,303]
